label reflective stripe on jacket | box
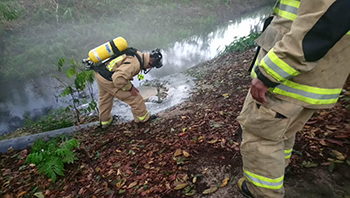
[252,0,350,109]
[105,52,150,91]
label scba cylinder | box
[88,37,128,63]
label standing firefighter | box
[84,42,163,127]
[237,0,350,197]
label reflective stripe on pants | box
[237,92,315,198]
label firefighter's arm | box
[256,0,350,88]
[111,64,134,91]
[111,58,140,91]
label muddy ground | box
[1,49,350,198]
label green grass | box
[23,111,74,132]
[0,108,74,141]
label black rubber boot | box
[238,178,254,198]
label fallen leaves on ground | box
[1,50,349,198]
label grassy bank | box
[0,0,273,81]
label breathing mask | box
[150,48,163,68]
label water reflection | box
[0,6,271,135]
[148,6,270,79]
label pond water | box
[0,5,272,135]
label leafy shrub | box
[26,137,79,183]
[55,58,98,124]
[220,32,261,54]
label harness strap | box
[109,40,120,54]
[96,47,144,81]
[97,68,113,81]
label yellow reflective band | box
[137,111,149,121]
[273,8,297,21]
[272,80,342,105]
[260,49,300,82]
[347,31,350,35]
[254,58,259,66]
[122,81,132,91]
[244,169,284,190]
[285,148,293,154]
[251,66,257,78]
[101,117,113,126]
[273,0,299,21]
[279,0,300,8]
[250,59,259,78]
[284,148,293,159]
[107,56,124,71]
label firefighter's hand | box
[250,78,268,104]
[130,86,139,96]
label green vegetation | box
[26,136,79,183]
[0,2,20,21]
[24,109,74,132]
[56,58,98,124]
[220,32,261,54]
[0,0,273,81]
[0,106,98,141]
[185,31,260,80]
[0,109,74,141]
[0,56,99,141]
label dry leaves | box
[203,186,218,194]
[221,178,230,187]
[174,149,182,157]
[332,150,345,161]
[174,183,188,190]
[128,181,138,188]
[183,150,190,157]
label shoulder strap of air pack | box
[95,47,144,81]
[109,39,121,55]
[122,47,144,68]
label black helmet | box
[150,48,163,68]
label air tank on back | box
[87,37,128,63]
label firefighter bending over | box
[95,48,163,127]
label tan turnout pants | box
[237,92,315,198]
[95,73,150,125]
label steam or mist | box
[0,6,271,135]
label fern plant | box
[26,137,79,183]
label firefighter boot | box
[147,115,157,122]
[136,115,158,127]
[238,177,254,198]
[100,115,119,129]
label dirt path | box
[1,50,349,198]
